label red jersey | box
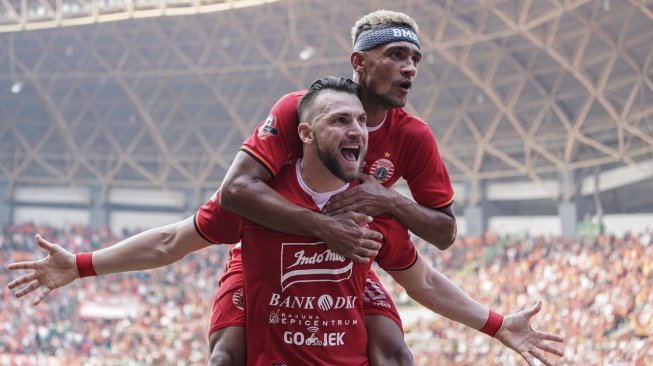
[242,91,454,208]
[238,161,416,365]
[195,90,454,245]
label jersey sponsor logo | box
[281,242,352,291]
[231,287,245,310]
[268,293,358,311]
[270,309,281,324]
[283,326,345,347]
[258,115,279,140]
[269,310,359,327]
[368,157,395,183]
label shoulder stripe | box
[240,146,276,176]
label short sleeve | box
[403,125,454,209]
[194,190,242,244]
[373,217,417,271]
[240,92,305,176]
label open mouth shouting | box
[340,143,362,163]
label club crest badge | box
[258,115,279,140]
[369,158,395,183]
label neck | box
[299,155,348,193]
[354,75,389,128]
[364,106,387,128]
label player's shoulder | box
[275,90,308,108]
[387,107,431,133]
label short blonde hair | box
[351,10,419,48]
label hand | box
[496,301,565,366]
[320,211,383,264]
[322,174,397,217]
[7,234,78,305]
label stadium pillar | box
[0,182,13,226]
[464,179,487,237]
[89,186,109,230]
[558,170,579,239]
[558,202,578,239]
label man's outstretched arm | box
[387,256,565,366]
[220,151,382,263]
[7,216,210,305]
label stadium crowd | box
[2,222,652,365]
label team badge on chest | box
[369,157,395,183]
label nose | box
[402,60,417,78]
[347,118,365,138]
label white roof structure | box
[1,0,652,213]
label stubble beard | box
[316,139,362,183]
[367,84,406,110]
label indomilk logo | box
[280,242,353,291]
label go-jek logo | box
[280,242,353,291]
[283,326,345,347]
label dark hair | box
[297,76,363,124]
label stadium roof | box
[1,0,652,203]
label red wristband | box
[480,309,504,337]
[75,252,97,277]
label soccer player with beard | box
[235,76,418,365]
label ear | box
[297,122,314,144]
[351,51,365,73]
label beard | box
[365,83,406,109]
[315,138,363,183]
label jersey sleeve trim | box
[194,212,218,244]
[381,250,418,271]
[240,146,276,177]
[433,197,454,210]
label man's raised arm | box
[387,256,565,366]
[7,216,210,305]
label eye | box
[412,55,421,66]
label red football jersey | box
[199,161,417,365]
[242,91,454,208]
[196,90,454,245]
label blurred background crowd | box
[1,222,651,365]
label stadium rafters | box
[1,0,652,205]
[0,0,281,32]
